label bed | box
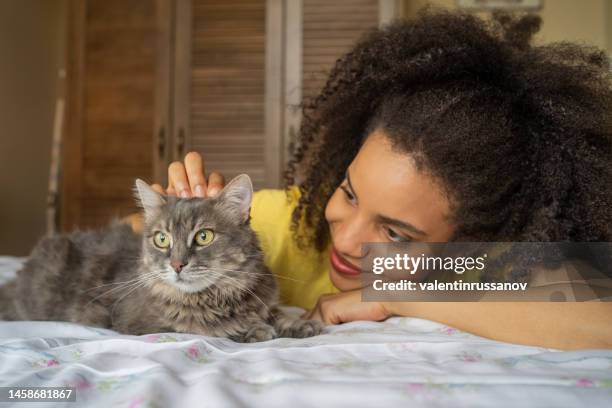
[1,256,611,407]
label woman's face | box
[324,130,455,291]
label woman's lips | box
[330,247,362,277]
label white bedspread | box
[1,256,611,407]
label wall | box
[0,0,67,255]
[607,0,612,53]
[403,0,610,52]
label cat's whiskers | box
[110,278,154,326]
[83,281,142,308]
[187,270,276,292]
[85,273,153,297]
[231,272,305,283]
[188,266,305,283]
[202,270,270,313]
[83,271,159,307]
[83,276,148,292]
[108,271,164,325]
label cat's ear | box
[216,174,253,222]
[134,179,166,221]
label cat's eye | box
[153,232,171,249]
[194,229,215,246]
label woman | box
[128,11,612,349]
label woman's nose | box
[333,218,372,259]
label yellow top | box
[250,187,339,310]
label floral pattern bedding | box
[1,256,610,408]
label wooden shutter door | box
[167,0,400,191]
[173,0,268,189]
[302,0,381,101]
[62,0,156,231]
[280,0,395,172]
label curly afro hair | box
[284,9,612,252]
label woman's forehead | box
[350,131,454,239]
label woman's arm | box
[385,301,612,350]
[306,290,612,350]
[121,213,144,233]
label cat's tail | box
[0,281,19,320]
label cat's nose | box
[171,261,186,274]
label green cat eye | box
[194,229,214,246]
[153,231,170,248]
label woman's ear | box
[215,174,253,223]
[134,179,166,221]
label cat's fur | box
[0,175,323,342]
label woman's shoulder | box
[251,186,300,226]
[250,186,301,254]
[251,186,334,308]
[252,185,300,208]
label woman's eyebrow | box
[346,169,426,236]
[377,215,427,236]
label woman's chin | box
[328,263,364,292]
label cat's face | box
[134,175,256,293]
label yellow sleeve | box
[250,187,338,309]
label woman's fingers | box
[164,151,225,198]
[184,152,207,197]
[168,161,191,198]
[207,171,225,196]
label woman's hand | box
[152,151,226,198]
[304,290,391,324]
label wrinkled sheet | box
[0,256,611,407]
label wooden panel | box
[61,0,86,232]
[62,0,156,230]
[188,0,267,188]
[302,0,379,100]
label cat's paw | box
[237,324,277,343]
[282,318,325,338]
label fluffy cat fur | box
[0,175,323,342]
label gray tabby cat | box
[0,175,323,342]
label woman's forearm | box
[384,301,612,350]
[121,213,144,233]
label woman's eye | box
[194,229,215,246]
[386,228,412,243]
[340,185,356,204]
[153,232,171,248]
